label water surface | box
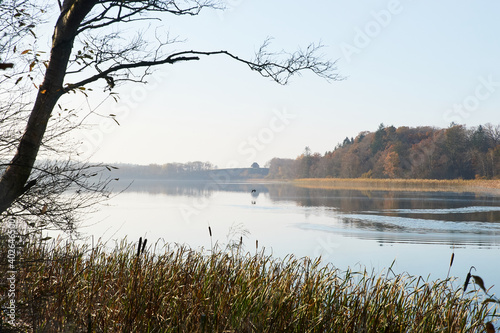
[83,180,500,295]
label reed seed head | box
[463,272,471,292]
[137,237,142,257]
[485,321,495,333]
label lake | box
[82,180,500,295]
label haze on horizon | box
[73,1,500,169]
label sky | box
[68,0,500,168]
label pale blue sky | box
[72,0,500,168]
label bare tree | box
[0,73,118,235]
[0,0,45,70]
[0,1,117,234]
[0,0,341,215]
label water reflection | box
[114,180,500,247]
[117,180,270,198]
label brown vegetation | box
[268,124,500,181]
[294,178,500,193]
[0,237,497,332]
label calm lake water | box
[82,180,500,295]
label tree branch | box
[0,0,341,217]
[63,53,200,91]
[77,0,221,35]
[0,63,14,70]
[64,44,341,91]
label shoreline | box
[292,178,500,194]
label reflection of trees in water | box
[117,180,271,198]
[117,180,500,223]
[266,186,500,223]
[115,180,214,197]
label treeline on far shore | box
[268,123,500,180]
[110,161,269,180]
[106,124,500,182]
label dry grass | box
[0,236,498,332]
[294,178,500,193]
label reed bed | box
[1,237,498,332]
[294,178,500,193]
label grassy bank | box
[1,238,498,332]
[293,178,500,193]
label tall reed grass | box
[1,236,498,332]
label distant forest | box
[268,123,500,180]
[111,161,269,180]
[112,161,216,179]
[109,124,500,181]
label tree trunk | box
[0,0,97,214]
